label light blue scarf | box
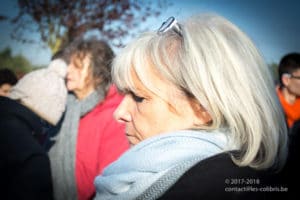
[94,129,229,200]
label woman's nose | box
[113,95,132,123]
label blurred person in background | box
[0,68,18,96]
[276,52,300,197]
[49,38,129,200]
[276,52,300,129]
[0,59,67,200]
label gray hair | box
[112,13,287,170]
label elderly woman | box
[49,38,129,200]
[94,14,288,199]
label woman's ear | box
[189,98,212,126]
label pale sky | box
[0,0,299,66]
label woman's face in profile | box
[66,55,90,91]
[113,67,208,146]
[66,54,95,99]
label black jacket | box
[159,152,292,200]
[0,96,53,200]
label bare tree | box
[1,0,170,54]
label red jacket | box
[75,85,129,200]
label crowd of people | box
[0,13,299,200]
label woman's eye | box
[130,92,145,103]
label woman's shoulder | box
[159,152,287,200]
